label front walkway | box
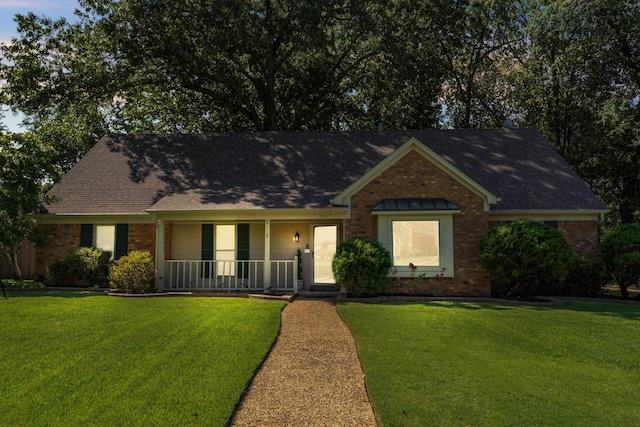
[230,299,377,426]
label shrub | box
[332,238,393,297]
[68,247,111,286]
[109,250,156,293]
[561,253,608,297]
[600,223,640,299]
[479,220,574,297]
[47,258,75,286]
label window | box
[377,214,454,277]
[392,221,439,267]
[95,225,116,256]
[80,223,128,260]
[216,224,236,275]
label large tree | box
[1,0,385,135]
[0,130,59,282]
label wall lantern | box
[294,231,300,242]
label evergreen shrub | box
[109,250,156,293]
[479,220,574,297]
[332,238,393,297]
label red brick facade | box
[36,223,156,278]
[345,150,492,297]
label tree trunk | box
[3,249,22,282]
[620,284,629,300]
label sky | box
[1,0,80,132]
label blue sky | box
[1,0,80,131]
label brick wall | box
[35,222,158,278]
[558,221,599,254]
[129,223,156,258]
[345,149,491,297]
[35,224,81,276]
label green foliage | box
[0,131,59,280]
[109,250,156,293]
[332,238,393,297]
[68,247,111,287]
[46,258,74,287]
[561,253,608,297]
[479,220,574,297]
[600,223,640,299]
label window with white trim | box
[377,214,454,277]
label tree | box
[1,0,384,135]
[600,224,640,299]
[0,131,59,283]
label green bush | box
[68,247,111,286]
[47,258,75,286]
[479,220,574,297]
[600,223,640,299]
[561,253,608,297]
[109,250,156,293]
[332,238,393,297]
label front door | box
[312,225,337,285]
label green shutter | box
[114,224,129,260]
[202,224,214,278]
[237,223,250,279]
[80,224,93,247]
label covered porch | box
[151,209,346,293]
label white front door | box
[312,225,338,284]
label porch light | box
[294,231,300,242]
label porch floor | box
[229,300,376,426]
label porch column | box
[155,219,165,291]
[263,219,271,292]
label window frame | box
[377,213,455,277]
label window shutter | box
[80,224,93,247]
[237,223,250,279]
[202,224,214,278]
[115,224,129,260]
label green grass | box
[0,292,286,426]
[338,301,640,427]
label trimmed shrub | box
[561,253,608,297]
[600,223,640,299]
[68,247,111,286]
[109,250,156,293]
[332,238,393,297]
[47,258,75,286]
[479,220,574,297]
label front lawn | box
[338,301,640,426]
[0,292,286,426]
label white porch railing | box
[164,258,298,292]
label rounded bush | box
[109,250,156,293]
[68,247,111,286]
[600,223,640,299]
[47,258,74,286]
[332,238,393,297]
[479,220,574,297]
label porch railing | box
[164,258,298,292]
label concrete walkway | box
[230,299,377,426]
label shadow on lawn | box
[4,290,104,299]
[390,299,640,321]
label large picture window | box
[377,214,455,277]
[392,220,439,267]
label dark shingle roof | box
[44,129,606,215]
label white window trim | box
[377,213,455,278]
